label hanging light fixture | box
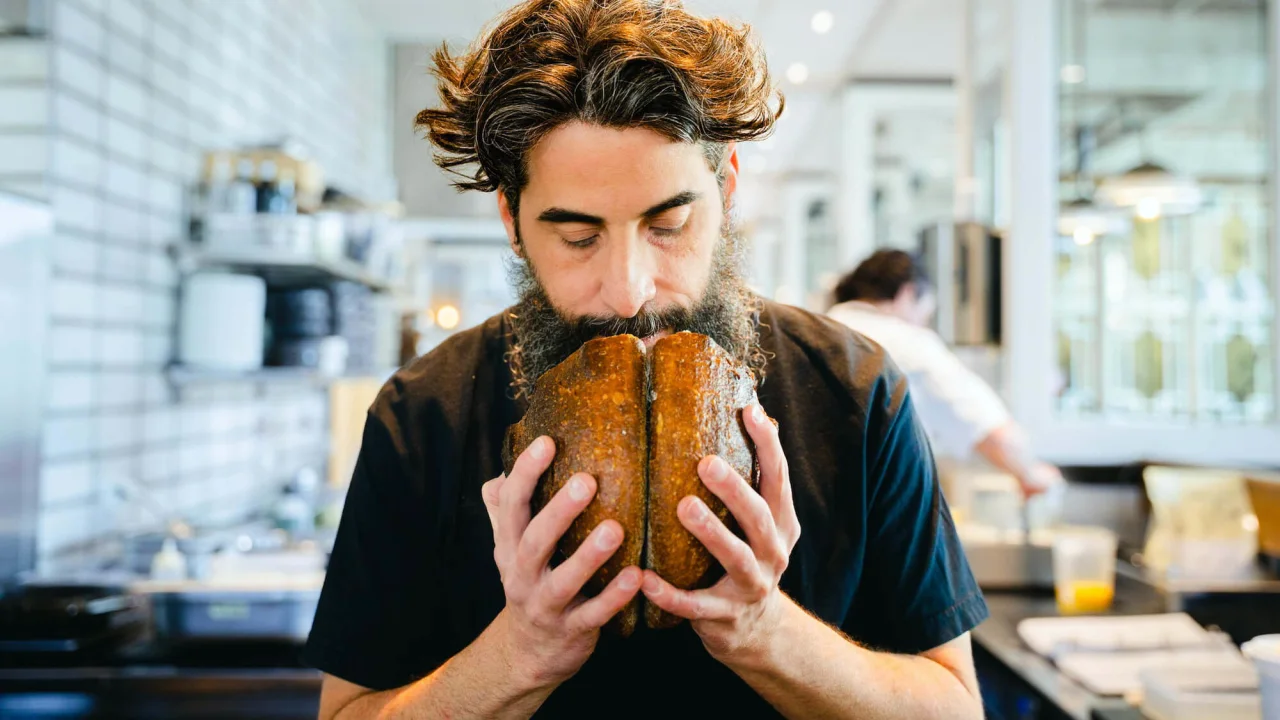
[1058,196,1131,244]
[1095,160,1203,219]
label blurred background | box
[1,1,1279,718]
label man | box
[827,249,1065,498]
[303,2,988,718]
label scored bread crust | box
[502,334,649,637]
[501,331,759,636]
[645,332,759,629]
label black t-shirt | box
[302,300,988,716]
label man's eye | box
[651,225,683,237]
[563,235,598,249]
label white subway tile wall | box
[24,0,393,567]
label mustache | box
[564,304,693,343]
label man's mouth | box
[641,330,671,348]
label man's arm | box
[907,333,1061,497]
[974,422,1064,497]
[317,610,552,720]
[314,437,643,720]
[726,597,982,720]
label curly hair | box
[416,0,784,214]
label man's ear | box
[721,142,740,212]
[497,190,521,256]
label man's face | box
[500,122,737,339]
[498,122,760,392]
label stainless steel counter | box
[972,587,1169,720]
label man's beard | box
[504,228,765,399]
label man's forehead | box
[522,122,714,214]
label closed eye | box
[562,235,599,249]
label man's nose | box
[600,233,657,319]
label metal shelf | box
[172,244,398,293]
[164,365,399,393]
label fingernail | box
[642,574,661,594]
[619,570,640,591]
[706,456,728,482]
[568,475,590,502]
[684,496,708,521]
[532,437,550,461]
[595,524,619,549]
[751,404,765,424]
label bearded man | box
[303,2,989,718]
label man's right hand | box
[481,436,642,690]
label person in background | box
[827,249,1064,498]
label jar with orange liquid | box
[1052,526,1118,615]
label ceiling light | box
[435,304,460,330]
[1095,161,1203,219]
[786,62,809,85]
[1057,197,1131,239]
[1060,65,1086,84]
[811,10,834,34]
[1135,198,1162,221]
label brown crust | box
[502,335,648,637]
[644,332,759,629]
[501,331,760,636]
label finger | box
[540,517,621,610]
[678,495,766,590]
[698,454,778,556]
[743,403,800,542]
[640,570,736,621]
[499,436,555,551]
[568,566,643,631]
[482,476,504,526]
[516,474,599,588]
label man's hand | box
[481,436,642,689]
[640,403,801,665]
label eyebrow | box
[535,191,701,225]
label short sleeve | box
[902,332,1010,458]
[301,412,452,690]
[844,376,989,654]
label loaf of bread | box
[502,331,760,636]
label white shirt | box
[826,301,1011,459]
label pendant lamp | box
[1095,160,1203,220]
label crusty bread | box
[645,332,758,629]
[502,331,759,636]
[502,334,649,637]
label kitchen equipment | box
[1139,664,1262,720]
[953,469,1058,589]
[131,566,324,644]
[917,220,1002,346]
[1242,634,1280,720]
[1052,525,1118,614]
[0,581,149,661]
[178,272,267,371]
[268,287,333,338]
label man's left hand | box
[640,402,802,665]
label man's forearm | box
[724,598,982,720]
[331,610,556,720]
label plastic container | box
[1052,525,1117,614]
[1139,664,1261,720]
[1242,634,1280,720]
